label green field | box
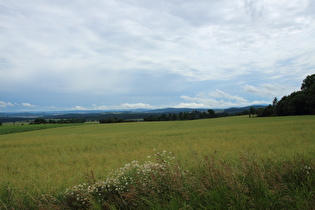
[1,115,314,209]
[0,123,87,135]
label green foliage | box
[259,74,315,116]
[208,109,216,117]
[301,74,315,91]
[273,97,278,107]
[99,117,136,123]
[144,110,217,121]
[29,118,86,124]
[249,107,256,117]
[100,117,124,123]
[32,118,47,124]
[276,91,309,116]
[257,105,276,117]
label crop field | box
[0,123,86,135]
[0,115,314,209]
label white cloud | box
[69,103,158,111]
[174,103,209,109]
[179,89,269,108]
[71,106,88,110]
[119,103,157,110]
[243,83,297,98]
[0,101,14,108]
[208,90,249,103]
[21,103,36,108]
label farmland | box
[0,123,87,135]
[0,115,314,209]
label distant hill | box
[0,105,267,122]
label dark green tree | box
[301,74,315,91]
[273,74,315,116]
[265,105,276,116]
[208,109,216,118]
[249,107,256,117]
[305,81,315,114]
[256,108,264,117]
[272,97,278,107]
[276,96,289,116]
[172,113,177,120]
[33,118,47,124]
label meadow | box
[0,115,314,209]
[0,123,86,135]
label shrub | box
[63,151,188,209]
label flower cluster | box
[303,165,313,175]
[64,151,186,208]
[64,183,91,208]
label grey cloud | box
[0,0,314,111]
[244,0,266,19]
[244,85,260,94]
[0,57,13,71]
[243,83,297,98]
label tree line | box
[143,109,218,121]
[99,118,137,123]
[256,74,315,117]
[30,118,86,124]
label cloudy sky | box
[1,0,314,112]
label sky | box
[1,0,314,112]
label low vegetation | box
[0,115,314,209]
[61,151,314,209]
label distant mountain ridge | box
[0,105,267,122]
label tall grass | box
[2,151,313,209]
[0,115,314,208]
